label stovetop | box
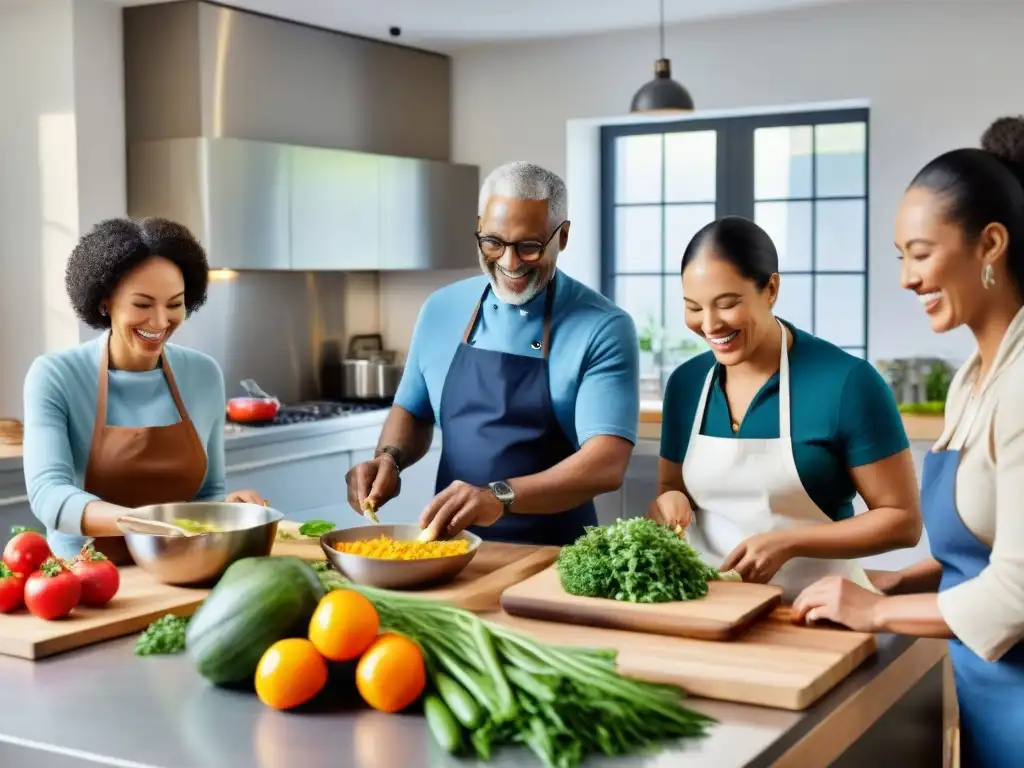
[232,399,391,428]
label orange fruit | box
[255,638,328,711]
[308,589,380,662]
[355,633,426,713]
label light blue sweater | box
[21,336,227,558]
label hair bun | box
[981,115,1024,170]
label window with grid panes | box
[600,108,869,401]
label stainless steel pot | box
[335,358,403,400]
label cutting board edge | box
[0,598,205,661]
[500,571,785,641]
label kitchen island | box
[0,625,945,768]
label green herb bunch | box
[556,518,718,603]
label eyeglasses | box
[475,220,568,263]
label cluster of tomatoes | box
[255,589,426,715]
[0,527,120,620]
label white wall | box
[0,0,126,418]
[382,0,1023,363]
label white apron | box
[681,320,877,602]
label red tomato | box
[0,563,24,614]
[24,558,81,620]
[3,528,52,576]
[70,546,120,607]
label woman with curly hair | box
[21,217,262,563]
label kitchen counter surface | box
[0,626,945,768]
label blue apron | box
[434,278,597,546]
[921,420,1024,767]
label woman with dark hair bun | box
[793,117,1024,767]
[647,216,921,601]
[21,217,263,564]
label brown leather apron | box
[84,337,209,564]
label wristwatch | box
[488,480,515,513]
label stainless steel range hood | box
[122,2,479,271]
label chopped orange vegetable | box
[334,535,469,560]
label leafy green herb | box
[136,614,190,656]
[317,570,714,768]
[10,525,41,536]
[310,560,331,573]
[297,520,335,538]
[556,518,719,603]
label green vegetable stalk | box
[136,614,190,656]
[556,517,720,603]
[317,570,715,768]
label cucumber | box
[434,671,483,729]
[185,556,324,685]
[424,694,463,755]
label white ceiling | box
[113,0,869,52]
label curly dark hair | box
[65,217,210,329]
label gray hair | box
[478,161,567,229]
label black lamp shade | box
[630,58,694,113]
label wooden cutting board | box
[485,608,877,710]
[501,565,783,640]
[0,566,205,660]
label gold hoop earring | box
[982,264,996,290]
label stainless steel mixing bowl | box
[119,502,284,586]
[320,524,481,589]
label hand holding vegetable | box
[647,490,694,530]
[720,530,794,584]
[346,456,400,517]
[418,480,504,542]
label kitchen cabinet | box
[289,147,381,270]
[127,138,293,271]
[379,156,480,270]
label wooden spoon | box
[116,516,192,537]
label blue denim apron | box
[434,278,596,546]
[921,412,1024,767]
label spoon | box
[240,378,275,401]
[116,516,192,537]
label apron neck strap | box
[462,276,559,359]
[776,319,791,439]
[95,333,191,428]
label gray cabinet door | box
[226,448,353,520]
[204,139,292,270]
[290,147,381,270]
[379,156,479,270]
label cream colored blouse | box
[934,306,1024,662]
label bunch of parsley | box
[556,518,719,603]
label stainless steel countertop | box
[0,630,946,768]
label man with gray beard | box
[345,161,640,545]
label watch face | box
[490,481,513,500]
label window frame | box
[599,106,871,362]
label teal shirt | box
[660,321,909,521]
[22,336,227,558]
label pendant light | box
[630,0,694,113]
